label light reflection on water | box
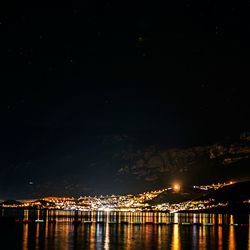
[0,209,249,250]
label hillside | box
[196,181,250,203]
[148,186,207,205]
[117,132,250,192]
[0,200,23,206]
[149,181,250,208]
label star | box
[137,36,144,43]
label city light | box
[173,184,180,192]
[0,181,243,213]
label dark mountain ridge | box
[196,180,250,203]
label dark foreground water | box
[0,209,249,249]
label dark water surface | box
[0,209,249,249]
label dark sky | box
[0,1,250,198]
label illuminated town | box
[1,181,246,213]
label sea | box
[0,209,249,249]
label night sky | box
[1,1,250,199]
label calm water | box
[0,209,249,249]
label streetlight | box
[173,184,180,192]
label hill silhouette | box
[149,181,250,207]
[148,186,207,205]
[196,180,250,203]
